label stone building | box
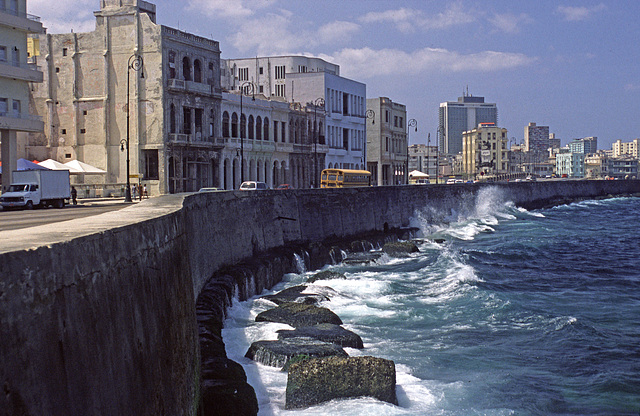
[222,56,366,180]
[366,97,408,186]
[0,0,44,189]
[462,123,509,180]
[27,0,222,195]
[408,144,438,180]
[218,91,326,189]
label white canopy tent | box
[409,170,429,179]
[63,160,107,175]
[39,159,83,173]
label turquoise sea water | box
[223,189,640,415]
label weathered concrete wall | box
[1,181,638,415]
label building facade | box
[408,144,438,180]
[612,139,639,158]
[524,122,550,152]
[0,0,44,190]
[366,97,407,186]
[26,0,222,195]
[569,136,598,155]
[218,92,327,190]
[556,150,585,178]
[462,123,509,180]
[222,56,366,184]
[438,94,497,156]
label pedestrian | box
[71,186,77,205]
[131,184,137,200]
[143,184,148,198]
[137,184,143,201]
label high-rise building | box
[438,94,497,156]
[524,122,550,152]
[569,137,598,154]
[0,0,44,190]
[365,97,407,186]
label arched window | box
[248,115,254,140]
[263,117,269,141]
[194,59,202,83]
[256,116,262,140]
[170,104,176,134]
[240,114,246,139]
[318,122,324,144]
[231,112,238,138]
[222,111,229,138]
[182,57,191,81]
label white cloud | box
[359,2,476,33]
[227,13,360,55]
[319,47,537,79]
[318,21,360,44]
[188,0,276,19]
[28,0,95,33]
[489,13,533,34]
[557,4,607,21]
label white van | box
[239,181,268,190]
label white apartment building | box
[0,0,44,190]
[222,56,366,179]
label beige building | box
[0,0,44,190]
[612,139,640,158]
[462,123,509,180]
[366,97,407,186]
[27,0,222,195]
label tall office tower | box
[438,93,497,155]
[524,122,550,152]
[569,137,598,154]
[0,0,44,190]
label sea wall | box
[0,180,638,415]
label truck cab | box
[1,183,41,209]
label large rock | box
[245,338,348,369]
[285,356,398,409]
[307,270,346,283]
[255,302,342,327]
[382,241,419,256]
[277,324,364,349]
[261,285,329,305]
[201,378,258,416]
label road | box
[0,200,130,231]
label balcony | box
[0,112,43,132]
[0,60,42,82]
[166,78,219,96]
[0,7,43,33]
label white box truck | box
[1,170,71,210]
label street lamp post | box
[407,119,417,184]
[122,53,144,202]
[365,109,375,175]
[239,81,255,185]
[313,98,325,188]
[427,132,431,182]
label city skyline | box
[28,0,640,150]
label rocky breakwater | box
[244,239,419,410]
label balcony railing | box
[0,6,41,22]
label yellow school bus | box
[320,169,371,188]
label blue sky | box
[28,0,640,149]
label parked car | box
[276,184,293,190]
[239,181,268,190]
